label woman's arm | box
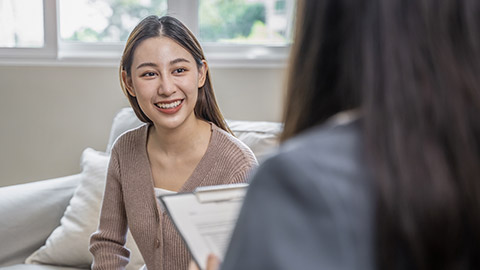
[89,150,131,269]
[229,159,258,185]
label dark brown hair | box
[283,0,480,268]
[120,15,232,134]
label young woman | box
[195,0,480,269]
[89,15,257,270]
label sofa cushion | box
[25,148,144,270]
[0,175,81,267]
[106,108,143,153]
[227,120,282,161]
[106,107,282,160]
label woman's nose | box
[158,75,176,96]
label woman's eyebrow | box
[170,58,190,65]
[136,58,190,70]
[136,62,158,70]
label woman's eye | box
[174,68,186,74]
[142,72,156,77]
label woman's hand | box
[188,254,221,270]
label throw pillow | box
[26,148,144,269]
[227,120,282,161]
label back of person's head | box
[283,0,480,268]
[120,15,231,134]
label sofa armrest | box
[0,174,81,267]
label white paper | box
[160,184,247,270]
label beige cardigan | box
[90,123,258,270]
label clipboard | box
[160,183,248,270]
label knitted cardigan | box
[89,123,258,270]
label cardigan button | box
[155,238,160,248]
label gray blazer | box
[221,118,375,270]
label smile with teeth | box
[155,100,182,109]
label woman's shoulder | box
[210,123,258,164]
[248,119,374,222]
[283,118,362,158]
[256,119,370,194]
[110,123,149,154]
[280,110,362,158]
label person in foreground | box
[191,0,480,269]
[89,15,257,270]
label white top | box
[154,187,176,197]
[155,187,176,212]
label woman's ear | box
[197,60,208,88]
[122,70,136,97]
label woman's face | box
[125,36,207,131]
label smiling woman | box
[119,16,228,132]
[88,15,258,270]
[125,36,207,132]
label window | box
[0,0,56,59]
[0,0,44,47]
[0,0,295,67]
[199,0,293,45]
[275,0,286,13]
[59,0,168,43]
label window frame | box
[0,0,293,68]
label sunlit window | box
[59,0,167,43]
[275,0,286,13]
[0,0,44,47]
[199,0,295,45]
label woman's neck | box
[148,117,212,157]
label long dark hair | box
[283,0,480,268]
[120,15,232,134]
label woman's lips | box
[154,99,184,114]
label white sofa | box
[0,108,282,270]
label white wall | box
[0,65,286,187]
